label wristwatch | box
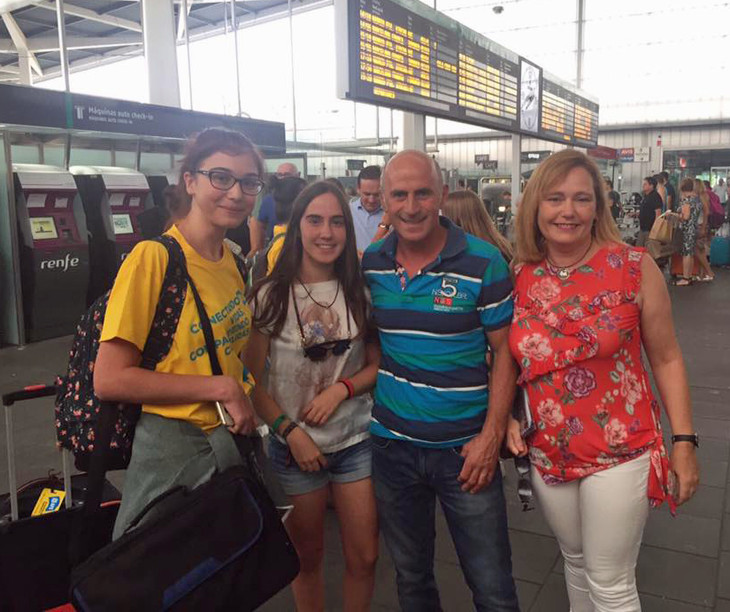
[377,222,390,230]
[281,421,299,440]
[671,433,699,448]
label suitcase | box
[670,253,699,277]
[0,385,121,612]
[710,235,730,266]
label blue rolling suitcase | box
[710,236,730,267]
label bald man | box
[361,150,519,611]
[248,162,300,255]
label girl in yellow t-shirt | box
[94,128,264,538]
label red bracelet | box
[339,378,355,399]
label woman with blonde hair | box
[442,189,513,261]
[693,178,714,281]
[506,149,698,611]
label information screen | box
[539,77,599,147]
[572,93,599,148]
[112,214,134,235]
[540,78,575,144]
[30,217,58,240]
[347,0,520,132]
[337,0,599,146]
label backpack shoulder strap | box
[139,235,188,370]
[232,249,248,284]
[248,231,284,286]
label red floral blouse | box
[509,245,675,512]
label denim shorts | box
[268,436,372,496]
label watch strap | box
[281,421,299,440]
[671,433,699,447]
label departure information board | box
[341,0,520,132]
[540,76,599,147]
[335,0,599,147]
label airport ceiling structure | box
[0,0,326,83]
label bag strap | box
[187,251,264,469]
[72,235,192,564]
[248,231,283,286]
[186,271,223,376]
[139,235,188,370]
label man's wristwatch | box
[671,433,699,448]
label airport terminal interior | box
[0,0,729,610]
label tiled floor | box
[1,268,729,611]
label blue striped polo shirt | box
[362,217,514,448]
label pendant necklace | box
[297,278,340,309]
[546,240,593,280]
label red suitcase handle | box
[2,384,57,407]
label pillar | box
[141,0,181,107]
[402,112,426,151]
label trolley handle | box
[3,382,69,522]
[2,384,57,407]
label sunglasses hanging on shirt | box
[291,282,351,362]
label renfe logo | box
[40,253,80,272]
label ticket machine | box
[13,164,89,341]
[70,166,152,305]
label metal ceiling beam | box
[27,34,143,51]
[0,1,34,11]
[0,34,142,53]
[287,139,394,156]
[177,0,193,40]
[30,0,143,32]
[1,11,43,75]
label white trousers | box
[531,452,650,612]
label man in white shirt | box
[350,165,388,252]
[714,178,727,205]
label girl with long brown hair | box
[246,181,379,611]
[441,189,514,262]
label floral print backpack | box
[55,235,188,471]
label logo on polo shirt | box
[432,277,469,311]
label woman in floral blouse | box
[676,178,702,286]
[506,150,699,612]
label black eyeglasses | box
[195,169,264,195]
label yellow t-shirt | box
[266,224,287,275]
[100,225,254,431]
